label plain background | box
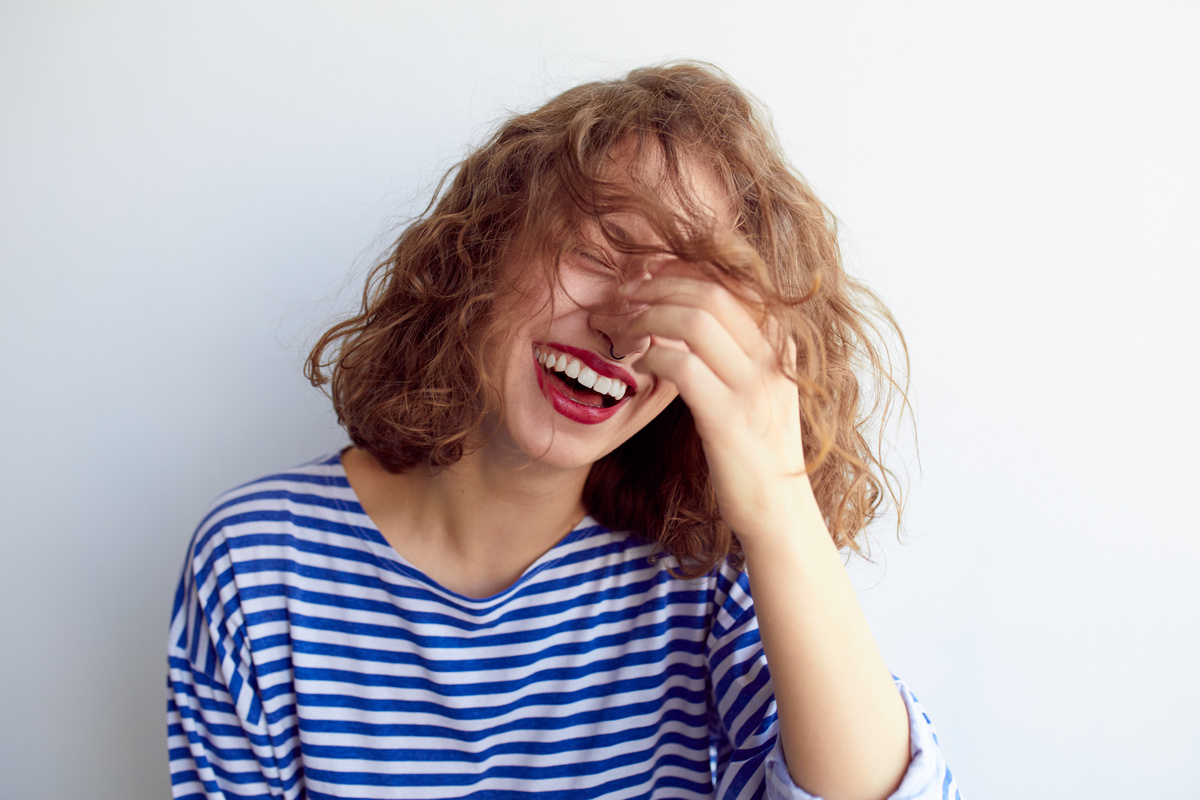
[2,1,1197,798]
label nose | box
[589,270,653,361]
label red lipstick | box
[545,342,637,392]
[532,342,639,425]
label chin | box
[505,421,618,473]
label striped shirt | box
[167,453,960,799]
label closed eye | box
[574,248,618,274]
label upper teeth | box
[534,347,628,401]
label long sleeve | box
[707,562,961,800]
[763,677,961,800]
[166,521,303,799]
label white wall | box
[1,2,1196,798]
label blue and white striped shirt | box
[167,453,959,799]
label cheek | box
[498,288,555,345]
[512,284,553,320]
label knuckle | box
[680,306,714,334]
[696,282,724,307]
[677,354,705,383]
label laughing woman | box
[167,64,960,800]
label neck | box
[411,448,591,551]
[341,445,590,598]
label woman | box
[168,63,959,800]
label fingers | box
[626,302,756,391]
[628,269,803,460]
[617,260,800,435]
[621,269,768,360]
[634,342,732,419]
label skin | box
[343,151,911,800]
[341,225,678,599]
[624,265,911,800]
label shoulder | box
[183,451,369,576]
[174,451,388,637]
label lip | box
[532,342,641,425]
[543,342,638,393]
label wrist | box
[733,476,833,556]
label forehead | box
[500,137,734,284]
[589,138,733,244]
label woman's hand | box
[621,259,814,541]
[623,259,912,800]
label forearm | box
[738,481,911,800]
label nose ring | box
[609,343,625,360]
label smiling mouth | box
[534,346,633,409]
[549,369,618,407]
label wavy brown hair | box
[307,62,910,578]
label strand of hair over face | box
[307,62,913,576]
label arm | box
[764,677,962,800]
[627,266,954,800]
[167,526,302,799]
[706,563,960,800]
[739,486,911,800]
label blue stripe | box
[267,593,706,650]
[168,457,951,799]
[299,701,707,745]
[289,639,703,697]
[235,558,691,632]
[287,611,706,670]
[302,747,707,788]
[303,726,709,763]
[296,666,707,721]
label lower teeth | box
[549,369,614,408]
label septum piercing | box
[609,343,625,360]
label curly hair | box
[306,62,910,578]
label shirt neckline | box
[320,450,605,604]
